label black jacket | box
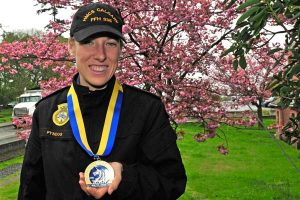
[18,76,187,200]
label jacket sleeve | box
[111,101,187,200]
[18,108,46,200]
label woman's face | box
[68,36,121,90]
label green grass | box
[1,120,300,199]
[0,156,22,200]
[0,156,23,171]
[0,108,12,123]
[178,121,300,200]
[0,173,20,199]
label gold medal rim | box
[84,160,114,187]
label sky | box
[0,0,72,32]
[0,0,285,44]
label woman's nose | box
[94,44,106,61]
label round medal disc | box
[84,160,114,188]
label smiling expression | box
[68,36,121,90]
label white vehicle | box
[12,89,42,119]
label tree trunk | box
[257,105,264,129]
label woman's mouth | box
[90,65,107,73]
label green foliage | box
[0,31,59,106]
[282,112,300,145]
[236,0,260,11]
[0,108,13,123]
[236,6,260,25]
[2,30,42,43]
[224,0,300,140]
[288,63,300,78]
[239,54,247,69]
[0,67,36,105]
[224,0,299,74]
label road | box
[0,124,25,162]
[0,125,18,145]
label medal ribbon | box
[67,80,123,157]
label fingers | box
[108,179,119,195]
[79,172,89,195]
[79,162,123,197]
[78,172,109,199]
[110,162,123,179]
[86,186,108,199]
[108,162,123,195]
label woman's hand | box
[79,162,123,199]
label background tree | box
[1,0,272,151]
[213,43,284,128]
[223,0,299,139]
[33,0,244,127]
[0,31,58,106]
[2,0,242,125]
[224,0,299,104]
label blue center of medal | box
[89,165,110,187]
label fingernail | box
[108,190,113,195]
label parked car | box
[7,101,17,108]
[12,89,42,119]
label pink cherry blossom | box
[0,0,285,148]
[217,144,229,155]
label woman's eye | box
[86,41,94,46]
[80,40,94,46]
[106,42,118,47]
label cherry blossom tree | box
[0,0,265,152]
[223,0,299,144]
[212,42,285,128]
[0,30,75,95]
[2,0,237,118]
[0,31,62,107]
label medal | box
[67,79,123,187]
[84,160,114,187]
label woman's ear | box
[68,37,76,56]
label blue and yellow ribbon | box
[67,80,123,157]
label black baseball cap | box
[70,3,125,42]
